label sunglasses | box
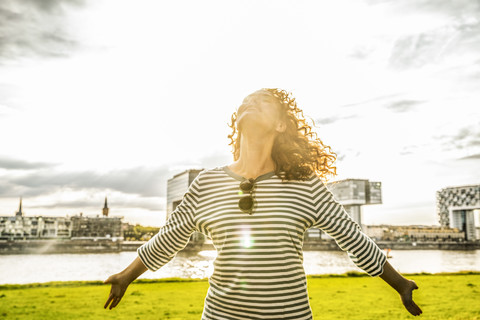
[238,178,255,215]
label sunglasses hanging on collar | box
[238,178,255,215]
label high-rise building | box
[306,178,382,241]
[167,169,205,242]
[326,179,382,230]
[437,184,480,241]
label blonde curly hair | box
[227,88,337,182]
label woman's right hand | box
[399,279,423,316]
[103,257,148,310]
[103,273,131,310]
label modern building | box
[326,179,382,229]
[305,179,382,241]
[437,184,480,241]
[167,169,205,242]
[166,169,204,220]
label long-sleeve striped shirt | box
[138,165,387,320]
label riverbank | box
[1,271,479,320]
[1,238,479,254]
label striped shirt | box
[138,165,387,320]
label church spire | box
[102,196,109,217]
[16,197,23,217]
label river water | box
[1,249,479,285]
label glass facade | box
[437,184,480,240]
[325,179,382,231]
[166,169,205,242]
[367,181,382,204]
[166,169,204,220]
[327,179,367,205]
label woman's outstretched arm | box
[103,256,148,310]
[308,176,423,316]
[103,172,203,310]
[379,259,423,316]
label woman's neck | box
[229,132,276,179]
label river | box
[1,249,479,285]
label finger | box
[112,293,125,309]
[405,300,419,316]
[406,301,416,313]
[108,297,116,310]
[110,297,121,310]
[104,295,113,309]
[408,302,421,316]
[412,301,422,315]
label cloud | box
[340,93,402,108]
[451,127,480,147]
[315,116,342,125]
[29,197,165,212]
[7,165,171,198]
[435,125,480,152]
[389,29,448,70]
[385,100,425,113]
[398,143,431,156]
[22,0,86,12]
[315,114,358,126]
[0,152,233,207]
[195,152,232,169]
[388,0,480,18]
[365,0,480,19]
[435,58,480,88]
[0,0,86,62]
[0,156,58,170]
[0,83,25,115]
[332,149,358,163]
[349,44,375,60]
[0,181,14,196]
[337,93,426,115]
[335,151,347,162]
[0,103,15,116]
[458,153,480,160]
[387,7,480,70]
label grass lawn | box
[0,272,479,320]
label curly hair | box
[227,88,337,182]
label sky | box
[0,0,479,227]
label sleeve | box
[309,177,387,277]
[137,172,202,272]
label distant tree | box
[123,224,159,241]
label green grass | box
[1,272,479,320]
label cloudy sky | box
[0,0,479,227]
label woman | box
[104,88,423,319]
